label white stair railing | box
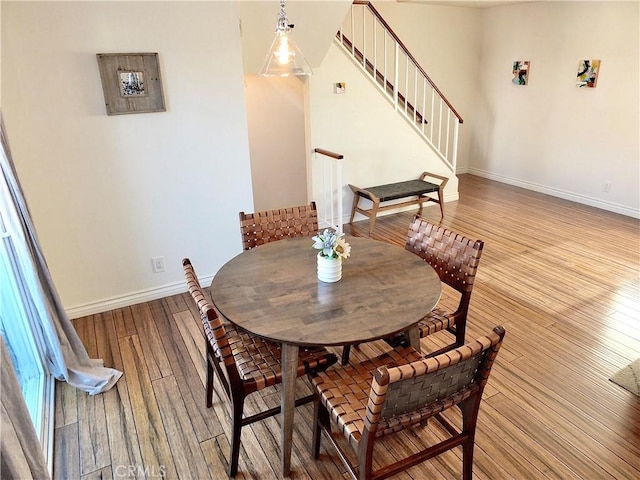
[313,148,344,234]
[336,1,463,172]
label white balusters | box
[335,2,461,171]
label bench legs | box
[350,194,442,234]
[368,200,380,234]
[349,192,360,224]
[348,175,446,234]
[418,192,445,219]
[349,194,381,235]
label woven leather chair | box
[310,326,505,480]
[182,258,338,477]
[239,202,318,251]
[405,215,484,356]
[341,216,484,364]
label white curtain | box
[1,339,50,479]
[0,112,123,473]
[1,113,123,393]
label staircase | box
[336,1,463,172]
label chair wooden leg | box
[455,318,467,348]
[341,345,351,365]
[459,397,480,480]
[311,396,322,459]
[462,436,475,480]
[357,431,375,480]
[206,358,214,408]
[228,397,245,477]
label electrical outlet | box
[152,256,165,273]
[603,182,611,193]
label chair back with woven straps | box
[239,202,318,251]
[182,258,240,397]
[358,326,505,479]
[310,327,505,480]
[404,215,484,353]
[183,257,337,477]
[405,215,483,299]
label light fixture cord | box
[276,0,292,33]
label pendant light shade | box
[259,0,312,77]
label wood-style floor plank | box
[118,334,178,478]
[131,302,173,381]
[82,466,112,480]
[54,380,77,427]
[54,174,640,479]
[76,392,110,475]
[153,297,223,442]
[53,423,80,480]
[153,376,213,479]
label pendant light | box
[259,0,312,77]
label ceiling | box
[397,0,534,7]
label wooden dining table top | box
[209,235,441,347]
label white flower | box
[334,237,351,260]
[312,229,351,260]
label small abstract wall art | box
[576,60,601,88]
[512,61,530,86]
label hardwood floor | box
[55,174,640,479]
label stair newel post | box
[313,149,344,234]
[452,120,459,173]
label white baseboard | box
[466,168,640,219]
[65,274,214,319]
[67,169,636,318]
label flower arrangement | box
[312,229,351,260]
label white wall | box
[3,1,637,316]
[306,1,481,222]
[372,2,482,173]
[2,2,254,316]
[240,1,352,213]
[239,0,352,74]
[244,75,308,211]
[308,43,459,223]
[472,1,639,217]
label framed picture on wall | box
[512,61,530,85]
[96,53,166,115]
[576,60,601,88]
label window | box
[0,206,54,469]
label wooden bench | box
[349,172,448,234]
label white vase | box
[317,253,342,283]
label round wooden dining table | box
[210,235,441,476]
